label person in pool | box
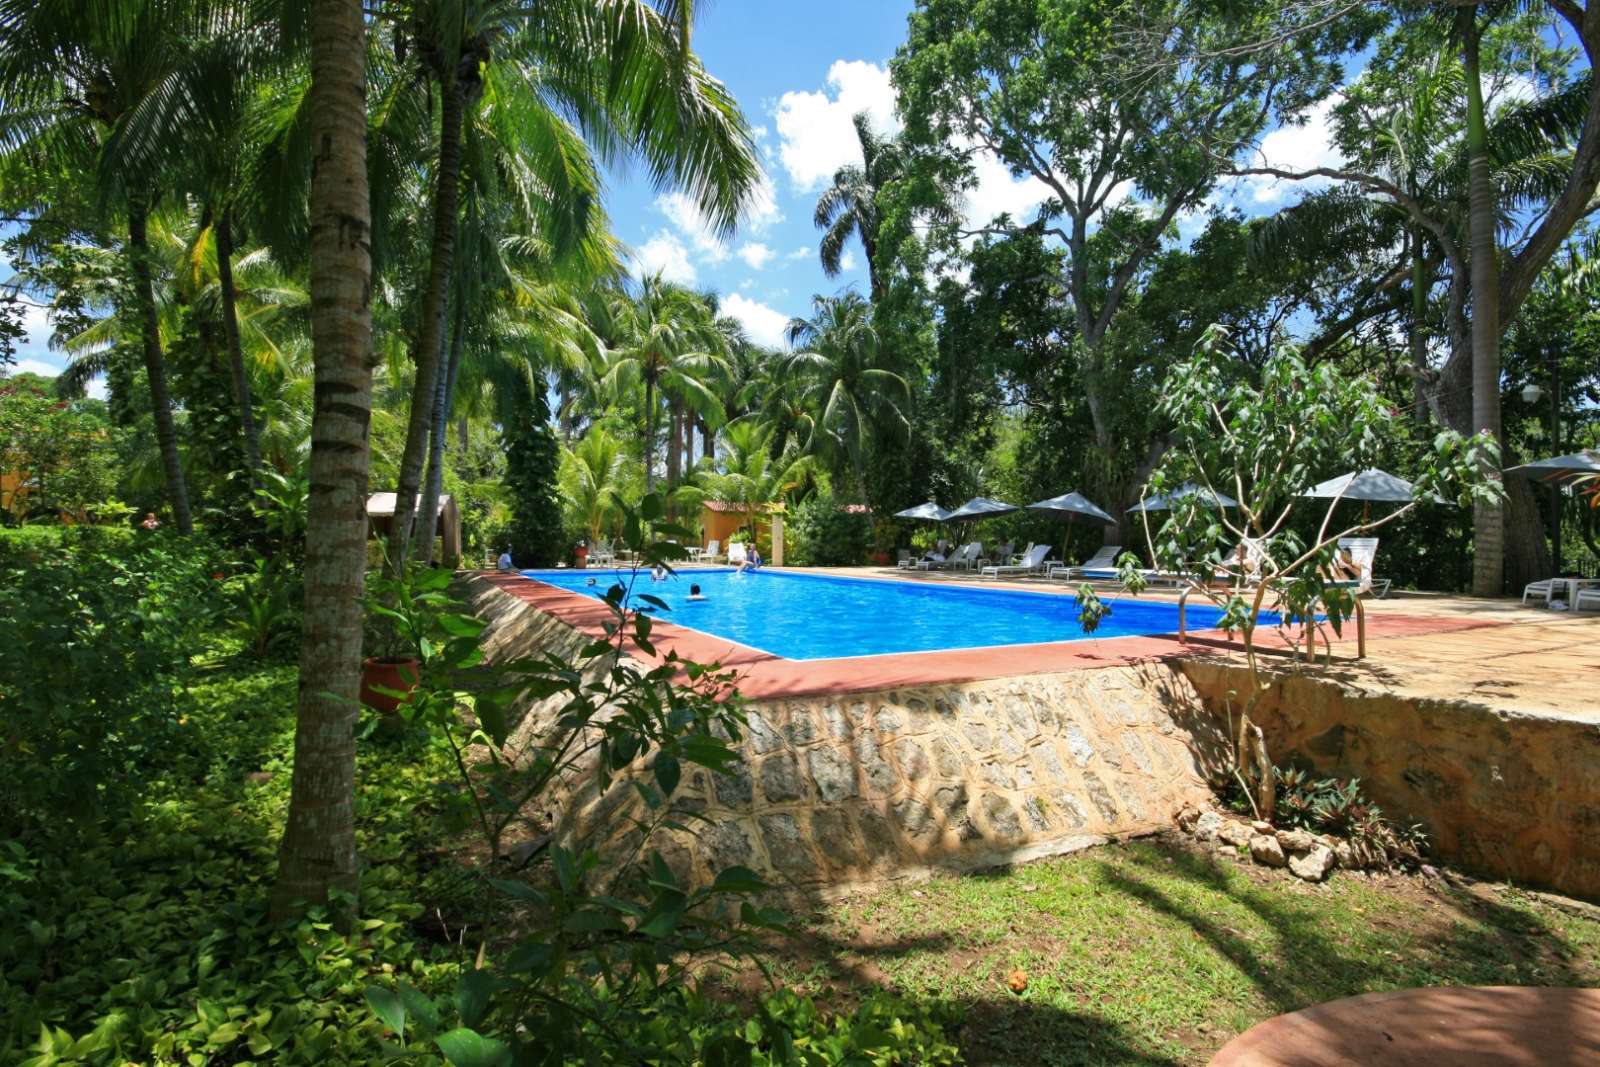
[651,563,668,581]
[687,583,705,601]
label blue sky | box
[15,3,1541,377]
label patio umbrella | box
[893,501,952,521]
[1300,468,1418,503]
[1504,450,1600,483]
[1127,483,1238,512]
[1026,491,1116,524]
[946,496,1019,520]
[1299,467,1425,521]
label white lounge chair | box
[727,542,747,566]
[919,542,976,571]
[590,539,616,566]
[699,539,723,563]
[895,549,914,569]
[981,543,1052,579]
[1525,576,1600,608]
[1049,545,1122,581]
[1335,537,1391,598]
[1576,587,1600,613]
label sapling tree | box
[1099,326,1499,820]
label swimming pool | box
[519,567,1267,661]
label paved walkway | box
[1209,986,1600,1065]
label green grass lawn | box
[744,837,1600,1066]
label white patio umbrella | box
[1128,483,1238,512]
[1300,467,1443,521]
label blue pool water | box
[519,567,1266,661]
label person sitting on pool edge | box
[687,583,705,601]
[736,545,763,574]
[496,546,513,571]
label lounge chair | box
[1049,545,1122,581]
[1576,587,1600,613]
[699,539,723,563]
[895,549,914,569]
[590,539,615,567]
[919,542,976,571]
[981,543,1052,579]
[1525,575,1600,608]
[727,542,747,567]
[1335,537,1391,598]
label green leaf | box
[364,985,406,1039]
[435,1028,512,1067]
[438,613,487,638]
[709,865,767,895]
[455,971,495,1029]
[653,752,681,795]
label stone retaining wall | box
[1180,659,1600,902]
[464,576,1226,896]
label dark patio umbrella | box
[1127,483,1237,512]
[1299,468,1418,503]
[1504,450,1600,483]
[893,501,952,521]
[946,496,1019,520]
[1026,491,1116,524]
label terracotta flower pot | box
[574,547,589,568]
[360,656,420,714]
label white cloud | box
[1242,96,1344,206]
[961,148,1054,229]
[736,243,775,270]
[787,246,812,260]
[839,250,858,272]
[632,231,697,284]
[722,293,792,349]
[774,60,900,191]
[13,358,60,377]
[652,169,783,268]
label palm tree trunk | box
[216,207,264,479]
[457,412,468,452]
[126,194,194,534]
[388,79,466,566]
[667,401,682,485]
[418,292,466,566]
[271,0,373,922]
[643,376,657,491]
[701,416,714,463]
[1462,8,1504,597]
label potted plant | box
[361,568,430,720]
[574,539,589,568]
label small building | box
[699,500,784,555]
[367,492,462,566]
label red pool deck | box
[475,570,1500,701]
[1209,985,1600,1066]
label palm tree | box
[813,111,901,302]
[0,0,204,531]
[781,292,910,491]
[561,424,627,541]
[270,0,375,920]
[692,419,812,510]
[381,0,762,564]
[601,276,730,491]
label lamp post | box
[1521,352,1562,572]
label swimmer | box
[687,583,705,601]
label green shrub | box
[0,524,137,564]
[0,530,225,831]
[789,496,871,566]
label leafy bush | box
[0,530,226,831]
[789,495,871,566]
[0,524,137,564]
[1222,764,1430,869]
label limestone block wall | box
[463,577,1227,894]
[1181,660,1600,903]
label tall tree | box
[893,0,1368,540]
[814,111,900,302]
[0,0,201,531]
[782,291,910,492]
[383,0,762,564]
[270,0,375,919]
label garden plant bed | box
[713,833,1600,1066]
